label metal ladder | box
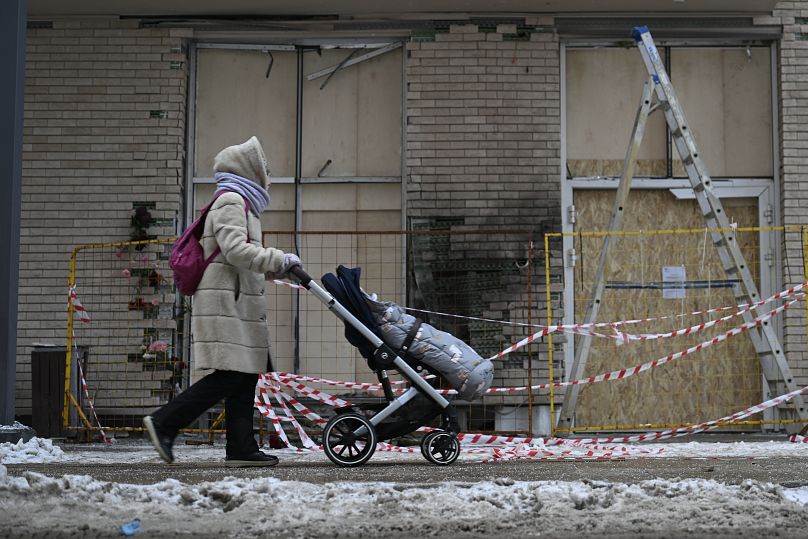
[556,26,807,431]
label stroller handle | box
[288,265,311,286]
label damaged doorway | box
[561,43,780,428]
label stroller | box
[289,265,493,467]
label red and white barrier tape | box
[274,372,408,391]
[252,374,808,459]
[608,294,806,345]
[256,375,321,449]
[789,434,808,443]
[275,378,354,409]
[474,295,802,394]
[68,286,91,324]
[66,292,107,442]
[268,387,319,449]
[403,282,807,332]
[254,392,295,448]
[272,279,305,290]
[272,294,798,397]
[267,374,328,426]
[75,350,110,444]
[270,277,805,334]
[270,277,805,354]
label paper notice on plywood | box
[662,265,686,299]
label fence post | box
[64,248,80,431]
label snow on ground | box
[1,462,808,538]
[0,437,65,464]
[3,438,808,536]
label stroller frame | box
[289,266,461,467]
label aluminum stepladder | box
[556,25,808,432]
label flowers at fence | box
[121,268,131,278]
[148,340,169,353]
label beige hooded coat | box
[192,137,286,374]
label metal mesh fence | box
[546,226,807,434]
[66,238,186,432]
[263,230,537,433]
[66,230,539,438]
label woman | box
[144,136,300,467]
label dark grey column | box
[0,0,26,428]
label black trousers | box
[151,370,259,457]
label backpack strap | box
[201,191,252,265]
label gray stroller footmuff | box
[365,296,494,400]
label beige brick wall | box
[17,19,189,415]
[406,24,560,226]
[768,1,808,389]
[405,24,561,399]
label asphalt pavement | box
[8,454,808,487]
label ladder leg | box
[556,80,655,431]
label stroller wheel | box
[420,431,460,466]
[322,413,377,467]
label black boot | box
[225,451,279,468]
[143,416,175,464]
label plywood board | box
[302,48,402,178]
[671,47,772,178]
[566,48,667,178]
[195,49,297,178]
[567,46,772,180]
[572,189,761,428]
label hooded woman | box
[144,136,301,467]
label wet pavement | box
[7,454,808,487]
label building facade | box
[15,0,807,433]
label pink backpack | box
[170,192,251,296]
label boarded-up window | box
[302,48,402,178]
[566,46,772,179]
[196,49,298,178]
[192,45,403,381]
[670,48,772,178]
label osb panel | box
[567,159,667,178]
[572,189,761,428]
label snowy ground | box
[7,435,808,465]
[3,437,808,538]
